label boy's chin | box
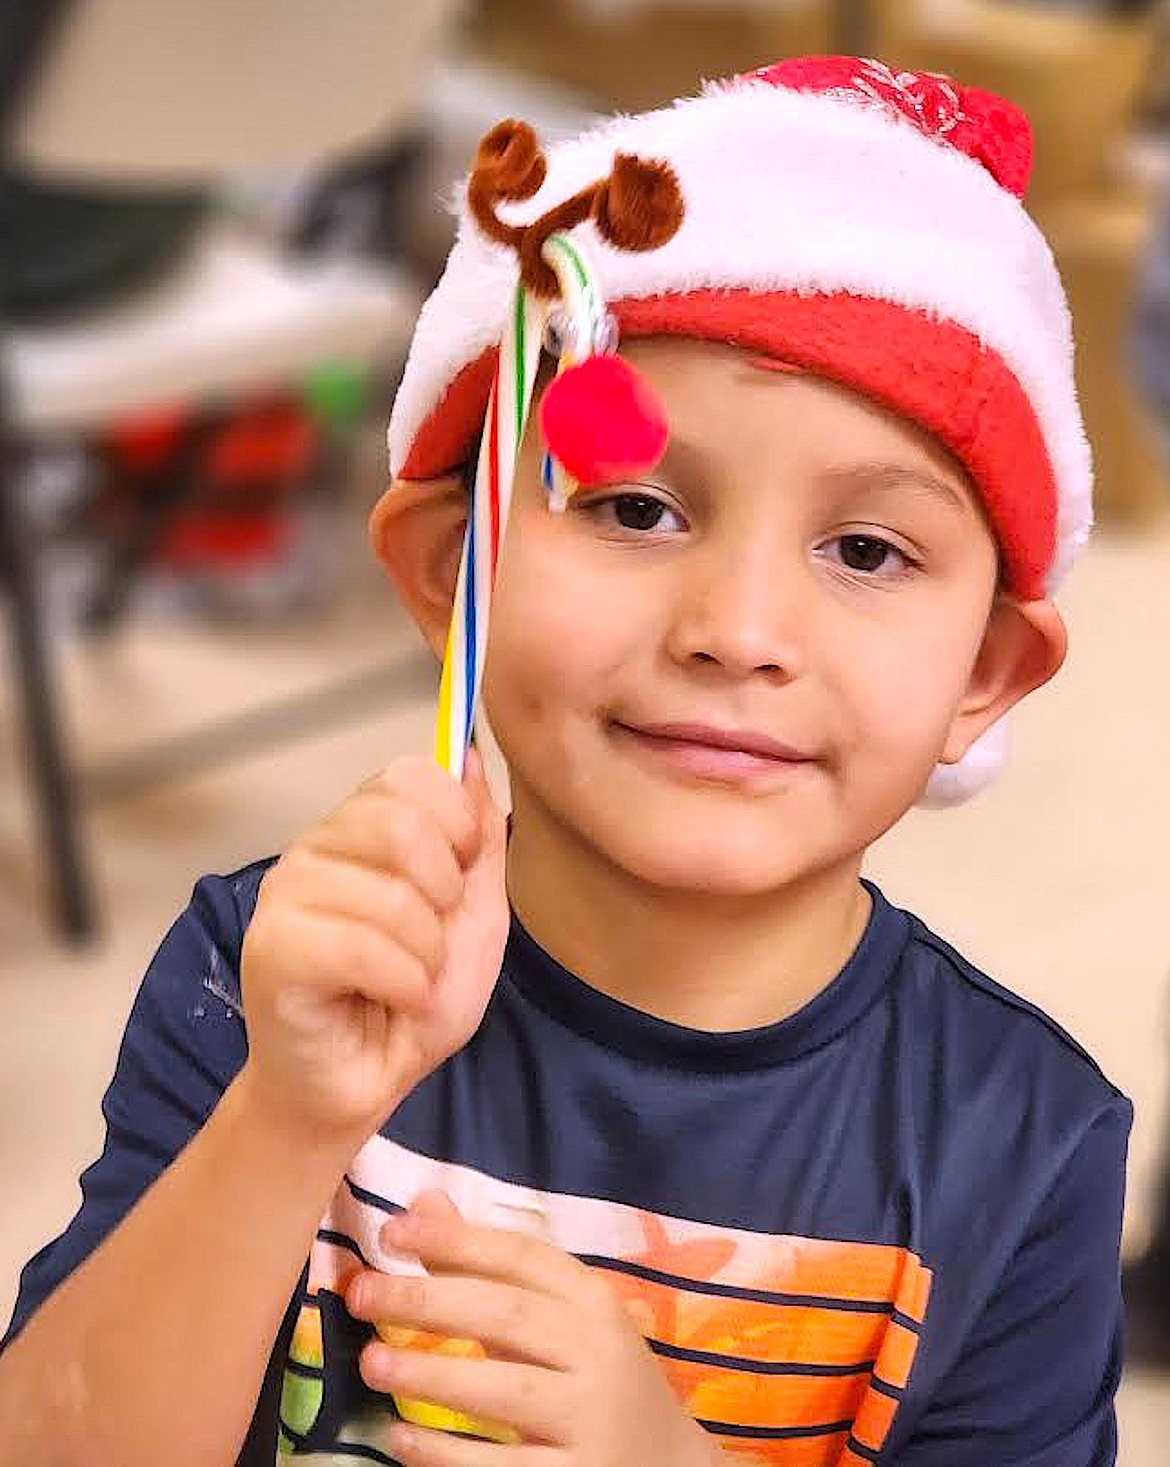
[589,816,854,903]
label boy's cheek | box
[486,556,645,692]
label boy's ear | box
[369,476,467,656]
[940,596,1068,766]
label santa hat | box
[388,56,1092,805]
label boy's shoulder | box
[127,857,278,1032]
[194,855,276,929]
[885,891,1127,1121]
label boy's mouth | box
[610,720,816,782]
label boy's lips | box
[611,720,816,782]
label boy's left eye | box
[819,534,914,577]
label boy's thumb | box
[409,1188,462,1223]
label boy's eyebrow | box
[821,462,972,514]
[658,436,716,484]
[658,444,973,516]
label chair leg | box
[0,450,97,942]
[82,414,215,634]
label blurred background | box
[1,0,1168,1457]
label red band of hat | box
[400,290,1057,601]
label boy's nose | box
[666,544,808,680]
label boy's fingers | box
[361,1344,569,1444]
[304,811,465,916]
[409,1189,463,1222]
[384,1420,561,1467]
[371,758,483,868]
[346,1270,573,1369]
[380,1209,593,1304]
[287,859,447,974]
[258,905,433,1013]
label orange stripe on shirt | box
[715,1428,852,1467]
[894,1253,933,1326]
[600,1267,897,1368]
[872,1318,920,1391]
[659,1354,870,1431]
[619,1228,930,1313]
[849,1384,901,1453]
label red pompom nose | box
[539,355,669,484]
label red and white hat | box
[388,56,1092,804]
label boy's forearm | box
[0,1069,355,1467]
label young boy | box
[0,56,1130,1467]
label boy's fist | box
[239,749,508,1151]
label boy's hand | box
[239,750,508,1151]
[347,1192,723,1467]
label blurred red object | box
[104,405,192,474]
[159,511,290,568]
[203,396,317,489]
[100,393,321,568]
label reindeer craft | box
[468,118,685,488]
[433,120,687,778]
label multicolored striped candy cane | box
[433,285,541,778]
[434,233,610,779]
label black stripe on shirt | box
[284,1357,324,1380]
[649,1336,876,1377]
[577,1252,911,1318]
[343,1174,407,1216]
[279,1420,399,1466]
[871,1374,904,1402]
[317,1228,371,1266]
[698,1416,854,1441]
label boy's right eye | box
[614,494,672,531]
[579,490,687,536]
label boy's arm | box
[0,866,347,1467]
[0,754,510,1467]
[888,1102,1130,1467]
[0,1068,353,1467]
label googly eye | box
[592,312,619,356]
[542,309,569,359]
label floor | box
[1,499,1169,1459]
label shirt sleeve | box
[0,862,268,1353]
[887,1099,1131,1467]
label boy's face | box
[379,337,1064,898]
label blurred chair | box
[873,0,1168,527]
[0,0,466,940]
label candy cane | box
[434,229,666,779]
[434,284,542,777]
[434,234,606,777]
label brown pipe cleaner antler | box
[467,119,685,297]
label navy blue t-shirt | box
[2,862,1130,1465]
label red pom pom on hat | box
[539,355,669,484]
[750,56,1032,197]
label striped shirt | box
[2,863,1129,1464]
